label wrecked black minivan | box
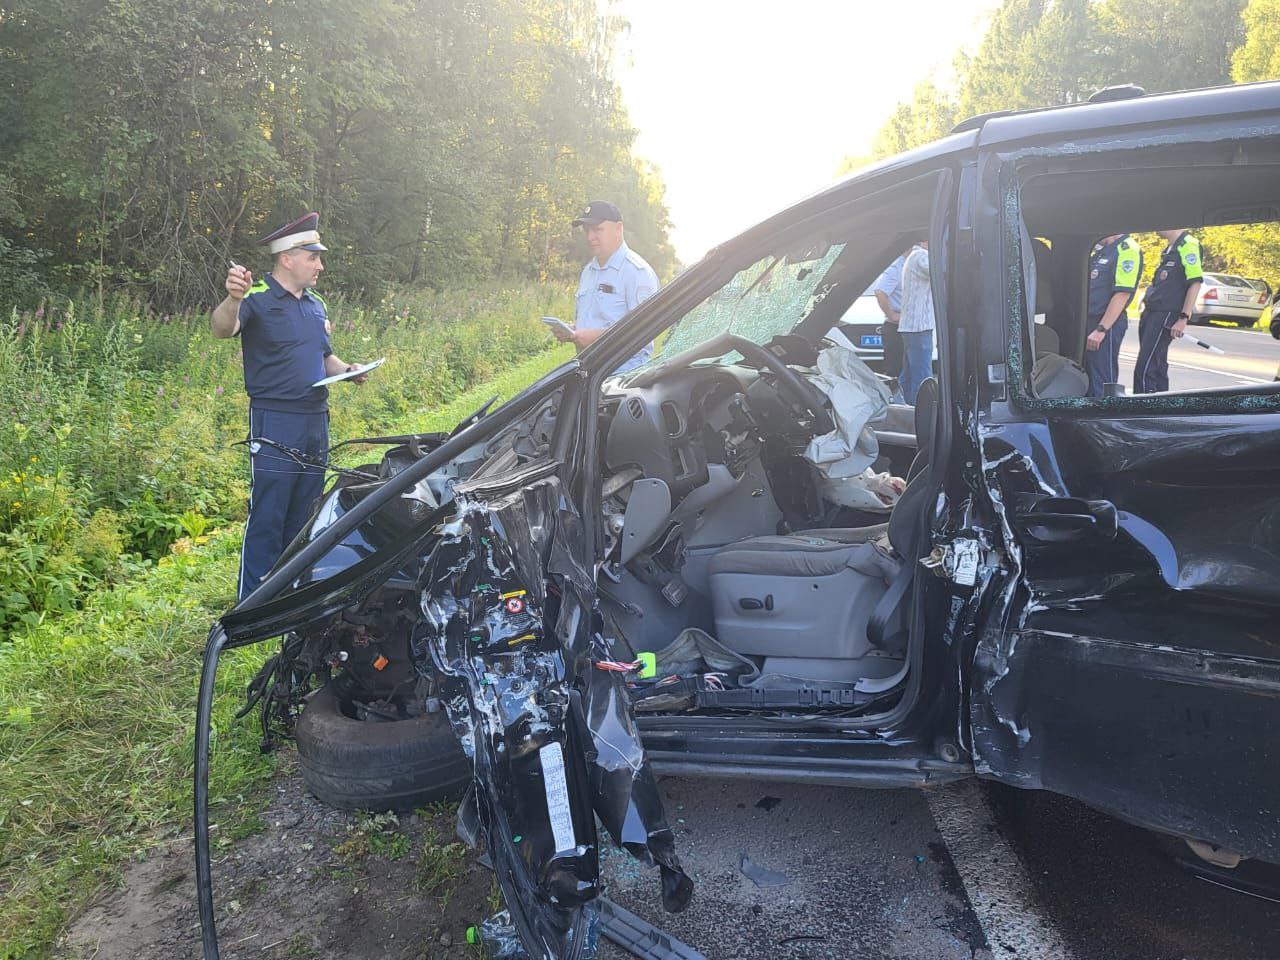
[196,80,1280,959]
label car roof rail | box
[950,83,1148,136]
[1089,83,1147,103]
[950,110,1014,134]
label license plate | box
[859,334,883,347]
[1228,294,1250,302]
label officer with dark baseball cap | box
[210,212,367,601]
[571,200,623,227]
[553,200,659,372]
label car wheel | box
[295,682,471,811]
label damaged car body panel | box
[964,103,1280,863]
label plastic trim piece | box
[600,898,707,960]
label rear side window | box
[1004,133,1280,409]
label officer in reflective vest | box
[1083,233,1142,397]
[1133,229,1203,394]
[210,212,367,601]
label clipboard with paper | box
[311,356,386,387]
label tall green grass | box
[0,285,571,636]
[0,344,573,960]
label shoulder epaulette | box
[624,249,652,271]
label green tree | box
[0,0,673,308]
[857,0,1249,166]
[1233,0,1280,80]
[1095,0,1246,93]
[957,0,1101,117]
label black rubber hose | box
[195,622,227,960]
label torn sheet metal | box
[415,474,691,960]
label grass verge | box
[0,344,572,959]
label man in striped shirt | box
[897,240,934,405]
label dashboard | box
[601,363,812,507]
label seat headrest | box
[913,377,938,455]
[1033,323,1060,357]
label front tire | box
[294,682,471,811]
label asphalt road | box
[1116,322,1279,392]
[602,777,1280,960]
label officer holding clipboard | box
[547,201,660,373]
[210,212,369,601]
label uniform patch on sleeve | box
[1122,260,1135,272]
[1185,253,1198,265]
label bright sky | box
[614,0,998,264]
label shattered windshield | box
[644,242,847,366]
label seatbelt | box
[867,462,929,653]
[866,547,914,653]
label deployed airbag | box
[803,331,901,509]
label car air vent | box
[660,401,686,438]
[627,397,645,420]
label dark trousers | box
[882,320,903,379]
[1084,316,1127,397]
[239,406,329,601]
[1134,310,1176,394]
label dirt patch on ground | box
[57,751,494,960]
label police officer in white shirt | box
[552,201,660,373]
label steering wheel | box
[726,335,834,435]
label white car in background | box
[836,294,939,375]
[1191,273,1271,327]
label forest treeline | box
[846,0,1280,279]
[0,0,674,309]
